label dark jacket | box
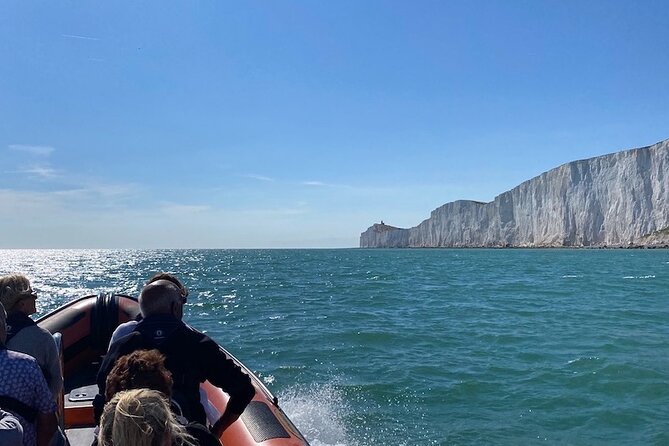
[96,315,254,425]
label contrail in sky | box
[62,34,100,41]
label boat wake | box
[279,383,350,446]
[277,381,438,446]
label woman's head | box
[105,349,173,401]
[98,389,194,446]
[0,274,37,316]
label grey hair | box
[0,274,31,313]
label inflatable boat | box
[37,293,310,446]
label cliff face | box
[360,139,669,248]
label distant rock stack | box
[360,139,669,248]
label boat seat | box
[67,384,98,403]
[53,332,65,429]
[64,384,97,428]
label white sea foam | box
[567,356,600,365]
[277,382,434,446]
[278,383,350,446]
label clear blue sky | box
[1,1,668,248]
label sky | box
[1,1,668,248]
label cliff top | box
[372,222,402,232]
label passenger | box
[105,349,174,402]
[0,409,24,446]
[103,349,222,446]
[98,389,196,446]
[108,273,188,344]
[0,274,63,400]
[0,302,58,446]
[97,275,254,437]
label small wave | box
[567,356,600,365]
[278,365,307,370]
[622,275,656,279]
[561,275,582,278]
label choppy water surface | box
[1,249,667,445]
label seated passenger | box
[105,349,173,403]
[97,275,254,437]
[0,274,63,400]
[98,389,195,446]
[0,302,58,446]
[109,272,188,344]
[103,349,221,446]
[0,409,24,446]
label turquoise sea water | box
[1,249,667,445]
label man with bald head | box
[96,274,254,437]
[141,279,185,317]
[107,273,189,344]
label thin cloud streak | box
[0,173,141,209]
[9,145,55,156]
[61,34,100,41]
[51,183,139,201]
[21,166,58,179]
[232,206,308,217]
[301,180,354,189]
[242,174,275,182]
[159,203,212,215]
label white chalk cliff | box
[360,139,669,248]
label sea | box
[1,248,667,446]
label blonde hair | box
[98,389,195,446]
[0,274,31,313]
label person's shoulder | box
[32,324,56,342]
[179,323,227,357]
[7,323,52,346]
[115,320,139,333]
[1,350,50,386]
[4,348,36,362]
[109,320,139,343]
[180,322,210,341]
[2,349,42,372]
[176,322,221,350]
